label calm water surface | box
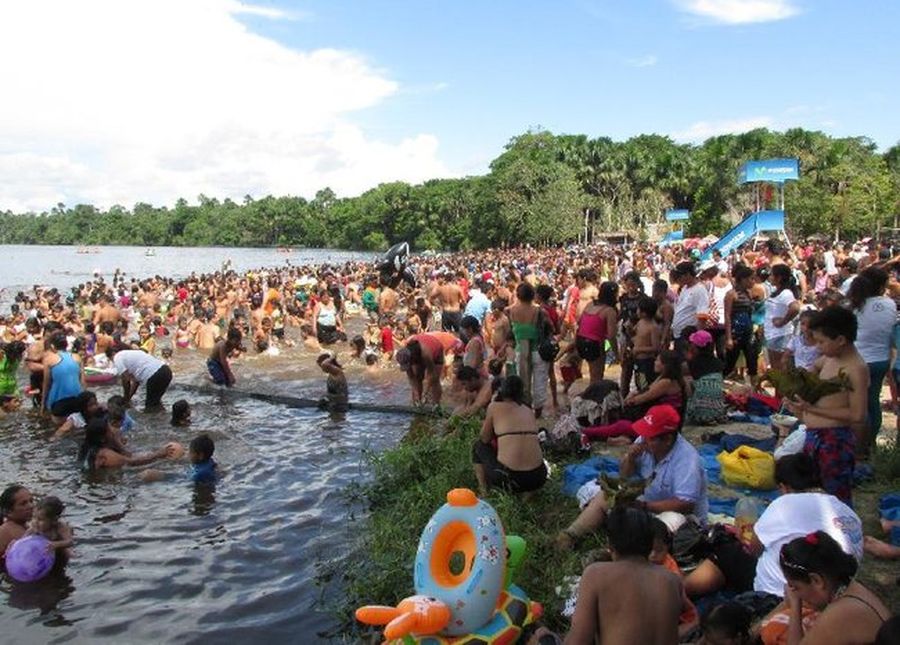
[0,246,411,644]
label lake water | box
[0,245,376,302]
[0,246,413,644]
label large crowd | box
[1,236,900,643]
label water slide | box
[700,210,785,260]
[659,230,684,246]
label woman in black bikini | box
[779,531,889,644]
[472,375,547,495]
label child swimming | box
[189,434,217,484]
[171,399,192,427]
[27,495,73,558]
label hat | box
[698,259,718,274]
[632,404,681,439]
[689,329,713,347]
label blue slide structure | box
[700,210,785,260]
[659,230,684,246]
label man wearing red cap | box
[557,404,708,549]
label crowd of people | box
[1,235,900,642]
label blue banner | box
[665,209,690,222]
[739,158,799,184]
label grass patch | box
[321,424,900,641]
[323,416,600,642]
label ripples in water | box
[1,348,412,643]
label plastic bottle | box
[734,496,763,545]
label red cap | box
[632,404,681,439]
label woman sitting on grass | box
[472,375,547,496]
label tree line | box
[1,128,898,251]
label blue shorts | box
[207,358,227,385]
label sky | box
[0,0,897,212]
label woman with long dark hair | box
[848,267,896,456]
[772,531,888,644]
[472,375,547,495]
[0,484,34,556]
[763,264,800,371]
[580,350,688,442]
[576,281,618,384]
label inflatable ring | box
[414,489,505,636]
[412,584,541,645]
[84,368,117,385]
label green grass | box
[319,416,601,642]
[319,425,900,642]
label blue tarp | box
[561,444,778,518]
[880,492,900,546]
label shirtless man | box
[452,365,493,418]
[486,299,510,359]
[653,279,674,348]
[577,269,599,318]
[379,283,399,318]
[430,273,464,333]
[195,316,219,350]
[785,305,868,504]
[93,294,120,326]
[534,507,685,645]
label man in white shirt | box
[557,405,708,547]
[670,261,710,355]
[110,347,172,411]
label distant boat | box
[145,248,156,257]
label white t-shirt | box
[824,251,838,276]
[787,335,820,370]
[856,296,897,364]
[764,290,796,340]
[713,283,732,326]
[114,350,164,383]
[839,274,856,296]
[753,492,863,596]
[672,282,710,338]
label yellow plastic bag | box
[717,446,776,490]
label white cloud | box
[0,0,450,212]
[674,0,800,25]
[672,116,774,141]
[626,55,658,68]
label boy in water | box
[317,353,348,414]
[786,306,869,504]
[207,327,241,387]
[535,507,685,645]
[189,434,217,484]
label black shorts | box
[472,440,547,493]
[710,536,758,593]
[145,365,173,410]
[576,336,603,362]
[441,310,462,333]
[50,395,83,418]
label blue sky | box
[244,0,899,173]
[0,0,897,211]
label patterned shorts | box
[804,427,855,506]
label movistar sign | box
[739,158,800,184]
